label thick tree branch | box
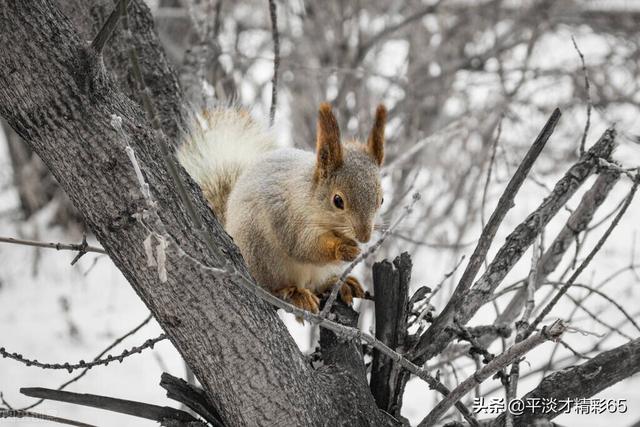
[492,168,620,331]
[90,0,126,54]
[492,338,640,426]
[412,127,617,364]
[451,108,560,307]
[20,388,202,425]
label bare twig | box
[0,334,166,372]
[19,314,154,411]
[494,168,620,331]
[545,281,640,335]
[389,233,475,249]
[598,157,639,180]
[448,319,497,367]
[0,236,106,255]
[90,0,126,54]
[521,237,541,325]
[0,409,96,427]
[268,0,279,126]
[411,255,466,332]
[0,393,13,410]
[426,255,466,306]
[493,337,640,425]
[480,117,502,237]
[357,1,442,59]
[557,289,633,340]
[381,120,464,177]
[484,308,640,399]
[571,35,591,156]
[505,235,541,427]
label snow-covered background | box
[2,1,640,426]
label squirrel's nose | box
[355,227,371,244]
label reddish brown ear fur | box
[315,103,343,180]
[367,104,387,166]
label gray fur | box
[225,143,382,292]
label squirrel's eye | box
[381,197,384,206]
[333,194,344,210]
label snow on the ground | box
[0,211,183,426]
[2,31,640,426]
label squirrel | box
[177,103,387,314]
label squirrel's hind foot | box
[277,286,320,324]
[320,275,365,305]
[339,276,365,305]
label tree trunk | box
[1,0,186,226]
[0,2,396,426]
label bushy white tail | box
[177,108,276,224]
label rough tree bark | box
[57,0,186,142]
[0,2,397,426]
[1,0,185,225]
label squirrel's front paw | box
[336,238,361,262]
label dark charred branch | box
[20,387,201,425]
[160,373,224,427]
[370,253,412,417]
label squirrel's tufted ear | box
[315,103,343,180]
[367,104,387,166]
